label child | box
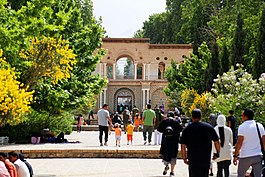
[113,123,122,147]
[126,120,135,145]
[77,114,84,133]
[134,113,140,132]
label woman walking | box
[214,114,233,177]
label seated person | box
[43,130,68,143]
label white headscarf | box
[217,114,226,127]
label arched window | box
[116,57,134,79]
[158,62,165,79]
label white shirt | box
[238,120,265,158]
[97,109,110,126]
[14,159,30,177]
[214,126,233,162]
[0,161,10,177]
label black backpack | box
[164,126,174,138]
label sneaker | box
[148,142,151,145]
[104,142,108,146]
[127,142,129,145]
[100,143,103,146]
[144,141,147,145]
[163,165,169,175]
[170,172,175,176]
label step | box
[72,125,98,131]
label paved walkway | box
[0,131,244,176]
[28,158,241,177]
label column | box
[146,89,150,104]
[103,63,107,77]
[143,64,146,80]
[99,92,103,108]
[134,63,137,80]
[113,63,116,80]
[103,88,107,104]
[147,64,150,80]
[99,63,102,77]
[142,89,146,110]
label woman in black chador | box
[157,111,183,176]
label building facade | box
[94,38,192,113]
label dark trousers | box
[143,125,154,143]
[217,160,231,177]
[189,164,210,177]
[99,125,109,143]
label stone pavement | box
[0,131,244,176]
[27,158,240,177]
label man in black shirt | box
[180,109,220,177]
[228,110,237,145]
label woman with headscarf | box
[213,114,233,177]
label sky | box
[92,0,166,38]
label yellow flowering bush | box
[19,36,77,86]
[0,49,34,126]
[181,88,210,118]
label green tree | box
[164,42,211,106]
[231,13,246,68]
[253,7,265,79]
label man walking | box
[228,110,237,145]
[180,108,220,177]
[142,104,156,145]
[97,104,112,146]
[233,108,265,177]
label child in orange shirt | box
[126,120,135,145]
[113,123,122,147]
[134,113,141,132]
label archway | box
[116,57,134,79]
[114,88,135,114]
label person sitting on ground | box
[0,152,17,177]
[8,151,30,177]
[45,131,68,143]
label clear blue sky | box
[92,0,166,38]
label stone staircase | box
[72,117,99,131]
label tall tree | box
[253,7,265,79]
[231,13,246,68]
[220,43,230,74]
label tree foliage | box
[0,0,106,134]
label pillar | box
[142,89,146,110]
[143,64,146,80]
[134,63,137,80]
[103,63,107,77]
[113,63,116,80]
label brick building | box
[94,38,192,113]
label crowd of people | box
[95,103,265,177]
[0,151,33,177]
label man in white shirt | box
[233,108,265,177]
[8,151,30,177]
[97,104,112,146]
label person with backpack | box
[157,111,183,177]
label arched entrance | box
[114,88,135,114]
